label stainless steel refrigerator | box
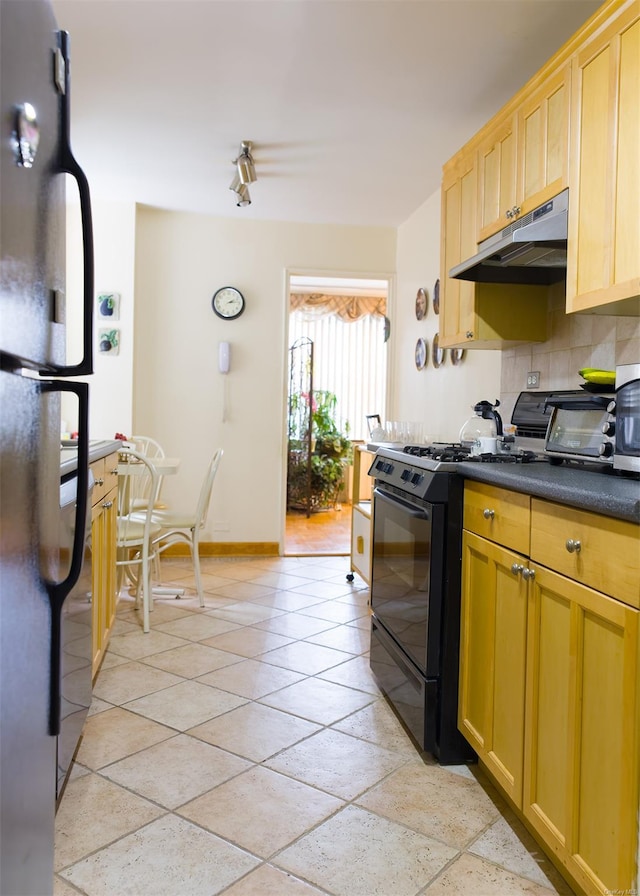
[1,1,94,892]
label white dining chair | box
[150,449,223,606]
[128,435,168,511]
[116,450,163,632]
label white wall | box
[393,190,502,441]
[133,207,396,548]
[64,200,136,439]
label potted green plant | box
[287,390,352,511]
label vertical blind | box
[289,310,387,441]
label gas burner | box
[402,444,543,465]
[468,450,541,464]
[403,443,471,462]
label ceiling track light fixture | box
[235,140,256,184]
[234,183,251,207]
[228,141,256,207]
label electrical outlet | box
[527,371,540,388]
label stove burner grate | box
[402,444,541,464]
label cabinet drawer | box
[102,451,119,496]
[464,481,531,554]
[530,499,640,608]
[90,458,107,506]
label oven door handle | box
[374,486,431,520]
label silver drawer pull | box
[95,477,104,486]
[511,563,523,576]
[483,508,495,520]
[102,500,113,510]
[522,567,535,581]
[565,539,581,554]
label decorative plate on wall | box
[415,288,428,321]
[450,347,466,366]
[433,279,440,314]
[432,333,445,368]
[415,337,428,370]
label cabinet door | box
[517,64,570,215]
[477,114,517,242]
[440,152,477,346]
[350,504,371,584]
[459,530,528,806]
[91,500,106,676]
[91,484,119,678]
[566,1,640,314]
[524,565,640,894]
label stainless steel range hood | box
[450,189,568,285]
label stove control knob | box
[598,441,614,458]
[607,399,616,414]
[411,472,423,486]
[401,469,411,482]
[382,462,394,474]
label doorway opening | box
[285,274,388,556]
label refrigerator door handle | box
[40,380,90,735]
[40,30,94,378]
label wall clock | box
[212,286,245,320]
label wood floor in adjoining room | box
[285,506,351,556]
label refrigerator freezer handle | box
[41,30,94,378]
[40,380,90,735]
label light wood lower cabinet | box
[90,452,119,678]
[459,481,640,895]
[459,529,528,806]
[349,446,374,585]
[524,565,640,894]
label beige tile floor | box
[55,556,575,896]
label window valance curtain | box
[289,293,386,322]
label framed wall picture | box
[98,328,120,355]
[97,292,120,321]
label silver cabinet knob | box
[522,567,535,581]
[505,209,513,219]
[102,500,113,510]
[95,477,104,486]
[483,508,495,519]
[566,539,581,554]
[513,206,521,216]
[511,563,523,576]
[465,331,474,339]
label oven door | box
[370,485,445,677]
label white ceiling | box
[52,0,601,228]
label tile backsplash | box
[500,285,640,424]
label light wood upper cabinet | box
[566,0,640,314]
[440,150,549,348]
[441,150,477,345]
[477,113,517,243]
[517,63,570,216]
[477,64,570,244]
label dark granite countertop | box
[459,462,640,524]
[60,439,121,479]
